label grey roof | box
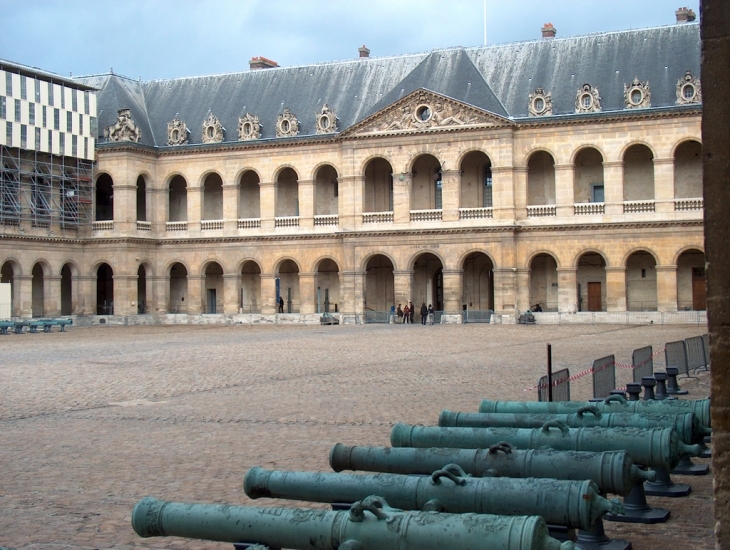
[80,22,700,148]
[0,58,96,91]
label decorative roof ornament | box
[104,108,141,142]
[166,118,189,146]
[624,78,651,109]
[528,88,553,117]
[238,113,262,141]
[315,104,338,134]
[575,84,601,114]
[676,70,702,105]
[201,113,225,143]
[276,108,300,138]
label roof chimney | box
[541,23,556,39]
[675,7,697,23]
[249,56,279,70]
[358,45,370,58]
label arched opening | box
[168,175,188,222]
[277,260,300,313]
[316,259,340,313]
[204,262,224,314]
[412,253,444,319]
[674,141,702,199]
[1,261,16,316]
[240,261,261,313]
[574,148,604,203]
[527,151,556,206]
[136,175,147,221]
[462,252,494,314]
[95,174,114,221]
[623,144,655,201]
[276,168,299,217]
[530,254,558,311]
[314,165,339,216]
[411,154,441,210]
[239,170,261,219]
[137,265,147,314]
[626,251,657,311]
[202,173,223,221]
[460,151,492,208]
[169,263,188,313]
[96,263,114,315]
[31,263,45,317]
[363,158,393,213]
[677,249,705,310]
[577,253,606,312]
[364,255,394,317]
[61,264,73,315]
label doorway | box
[587,282,602,311]
[692,268,706,310]
[207,289,217,314]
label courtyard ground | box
[0,322,712,549]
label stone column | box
[605,266,627,312]
[187,186,202,234]
[554,164,574,217]
[655,265,678,312]
[299,272,316,314]
[150,275,167,314]
[516,268,531,313]
[442,269,463,315]
[187,274,203,314]
[113,274,137,316]
[513,167,528,221]
[222,182,238,232]
[76,275,94,316]
[603,160,623,215]
[223,273,240,314]
[298,179,314,229]
[338,175,361,231]
[392,173,411,224]
[113,182,136,236]
[492,166,515,220]
[340,270,365,318]
[259,181,276,231]
[441,169,460,222]
[557,267,578,313]
[46,275,61,317]
[260,274,277,314]
[393,270,413,310]
[16,275,32,318]
[152,187,167,235]
[493,268,517,320]
[653,157,675,213]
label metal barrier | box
[665,340,691,378]
[632,345,654,383]
[537,368,570,402]
[685,335,708,372]
[364,310,390,324]
[433,310,444,324]
[702,333,710,369]
[531,310,706,325]
[591,355,616,399]
[462,309,493,323]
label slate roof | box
[80,22,700,149]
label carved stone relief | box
[166,118,189,146]
[676,70,702,105]
[276,108,300,138]
[202,113,225,143]
[315,104,338,134]
[575,84,601,114]
[238,113,262,141]
[624,78,651,109]
[528,88,553,116]
[104,108,141,142]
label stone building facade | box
[0,21,705,323]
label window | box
[29,103,35,125]
[48,83,54,105]
[84,137,89,159]
[20,124,27,148]
[60,88,65,109]
[90,117,97,137]
[47,129,52,151]
[683,84,696,100]
[35,127,41,149]
[5,72,12,96]
[42,105,47,127]
[53,108,59,130]
[59,132,65,155]
[483,165,493,207]
[581,94,592,109]
[72,134,77,157]
[6,121,12,143]
[630,89,642,105]
[84,91,90,115]
[79,113,83,135]
[591,184,605,203]
[0,97,5,119]
[14,99,21,122]
[72,89,78,111]
[20,77,27,99]
[35,79,41,102]
[66,111,72,132]
[435,168,442,209]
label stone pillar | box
[46,275,61,317]
[653,157,675,213]
[260,274,277,314]
[393,270,413,310]
[493,268,517,320]
[76,275,94,316]
[187,275,203,314]
[392,173,411,224]
[557,267,578,313]
[223,273,240,314]
[513,167,528,220]
[339,175,361,231]
[187,186,202,234]
[554,164,574,217]
[113,182,136,236]
[605,266,627,312]
[151,275,167,314]
[298,179,314,229]
[299,272,316,314]
[342,270,365,317]
[259,181,276,231]
[222,182,238,232]
[655,265,678,312]
[442,269,463,315]
[153,187,167,235]
[16,275,32,318]
[492,166,515,220]
[113,274,137,316]
[602,160,623,215]
[441,169,460,222]
[516,268,531,313]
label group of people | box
[394,302,435,325]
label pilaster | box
[223,273,239,314]
[222,183,238,232]
[187,186,202,234]
[513,167,528,221]
[392,173,411,224]
[557,267,578,313]
[554,164,574,217]
[150,275,167,314]
[17,275,32,318]
[605,266,627,312]
[339,175,362,231]
[259,181,276,231]
[187,274,203,314]
[656,265,678,312]
[299,272,316,314]
[113,274,137,316]
[492,166,515,220]
[76,275,94,316]
[260,274,277,314]
[442,269,463,315]
[516,268,531,312]
[603,160,623,215]
[46,275,62,317]
[653,157,675,213]
[298,179,315,229]
[393,270,413,309]
[493,268,517,317]
[441,169,460,222]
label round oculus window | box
[533,97,545,112]
[280,119,290,133]
[581,94,593,109]
[630,88,643,105]
[171,129,179,141]
[320,115,330,129]
[243,122,252,135]
[206,126,214,138]
[416,105,431,121]
[682,83,696,100]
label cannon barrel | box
[440,408,708,444]
[244,466,622,531]
[478,395,711,430]
[391,423,701,471]
[329,443,654,496]
[132,496,575,550]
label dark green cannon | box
[244,466,622,531]
[132,495,576,550]
[479,395,711,429]
[391,423,701,471]
[329,443,654,496]
[440,407,709,444]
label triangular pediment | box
[344,89,513,137]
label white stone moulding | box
[526,205,557,217]
[410,209,442,222]
[623,200,655,213]
[200,220,224,231]
[674,198,703,211]
[574,203,605,215]
[237,218,261,229]
[166,221,188,231]
[459,207,494,219]
[314,215,338,226]
[362,212,394,224]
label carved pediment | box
[624,78,651,109]
[276,108,299,138]
[105,108,141,142]
[676,70,701,105]
[348,90,509,137]
[315,104,338,134]
[202,113,225,143]
[238,113,261,141]
[167,118,189,146]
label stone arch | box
[275,167,299,218]
[238,169,261,219]
[96,262,114,315]
[461,251,495,312]
[411,153,442,210]
[315,257,340,313]
[168,174,188,222]
[573,147,605,203]
[239,259,262,313]
[363,157,394,213]
[360,251,398,273]
[672,245,705,266]
[622,143,655,201]
[412,252,445,315]
[1,259,21,317]
[670,137,703,158]
[455,147,493,168]
[314,164,339,216]
[95,172,114,221]
[576,251,607,312]
[201,171,223,221]
[529,253,559,311]
[136,174,148,222]
[406,249,446,272]
[625,250,658,311]
[168,262,188,314]
[674,139,702,199]
[621,247,659,266]
[364,254,394,314]
[203,261,224,314]
[570,144,607,165]
[676,248,705,311]
[276,258,300,313]
[527,150,556,207]
[164,259,191,277]
[136,262,152,314]
[460,150,493,209]
[619,140,658,160]
[358,153,396,175]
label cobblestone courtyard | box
[0,322,712,549]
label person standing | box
[409,301,415,324]
[420,302,428,325]
[428,303,434,325]
[403,303,410,324]
[278,296,284,313]
[397,303,404,323]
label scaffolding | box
[0,145,93,229]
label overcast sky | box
[2,0,700,81]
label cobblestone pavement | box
[0,323,713,549]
